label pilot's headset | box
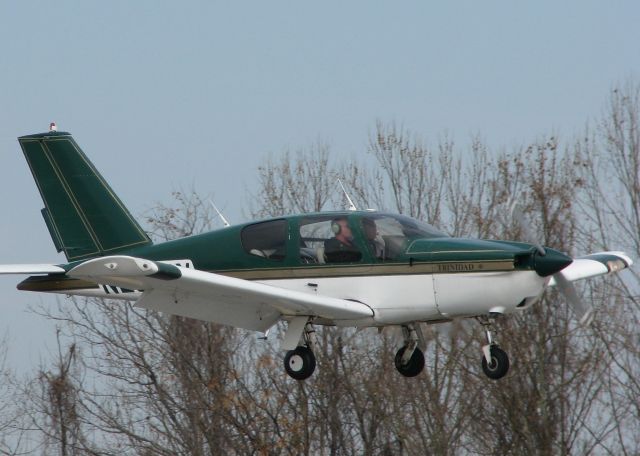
[331,219,344,235]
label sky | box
[0,1,639,372]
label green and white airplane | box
[0,127,633,380]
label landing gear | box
[283,320,318,380]
[481,345,509,380]
[284,346,316,380]
[394,324,426,377]
[395,345,425,377]
[477,316,510,380]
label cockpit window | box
[375,214,446,239]
[361,214,447,261]
[295,213,445,263]
[241,219,288,261]
[298,216,362,264]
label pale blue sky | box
[1,1,639,371]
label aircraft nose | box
[533,248,573,277]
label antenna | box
[338,179,357,211]
[209,200,230,227]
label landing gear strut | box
[394,324,425,377]
[477,316,509,380]
[284,321,317,380]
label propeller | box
[553,272,595,326]
[509,200,594,326]
[510,201,545,255]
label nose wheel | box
[477,316,510,380]
[481,345,509,379]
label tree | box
[245,120,637,454]
[20,330,95,456]
[22,82,640,454]
[250,141,335,218]
[0,337,28,456]
[574,79,640,454]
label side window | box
[364,216,408,261]
[241,219,288,261]
[299,216,361,264]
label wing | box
[68,255,373,332]
[0,264,65,274]
[549,251,632,286]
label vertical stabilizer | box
[19,131,152,261]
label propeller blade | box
[553,271,595,326]
[509,199,595,325]
[510,201,546,255]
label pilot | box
[363,217,385,259]
[324,217,361,262]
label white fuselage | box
[260,270,545,325]
[59,269,547,327]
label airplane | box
[0,126,633,381]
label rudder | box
[19,130,152,261]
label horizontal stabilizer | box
[68,255,374,332]
[0,264,65,275]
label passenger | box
[363,218,385,259]
[324,217,361,262]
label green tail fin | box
[19,131,152,261]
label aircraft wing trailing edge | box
[68,255,374,332]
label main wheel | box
[284,346,316,380]
[481,345,510,380]
[394,346,425,377]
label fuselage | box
[18,211,571,326]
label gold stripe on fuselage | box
[220,260,515,280]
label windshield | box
[359,213,446,261]
[372,214,447,239]
[295,213,447,264]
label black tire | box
[284,346,316,380]
[394,346,425,377]
[481,346,510,380]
